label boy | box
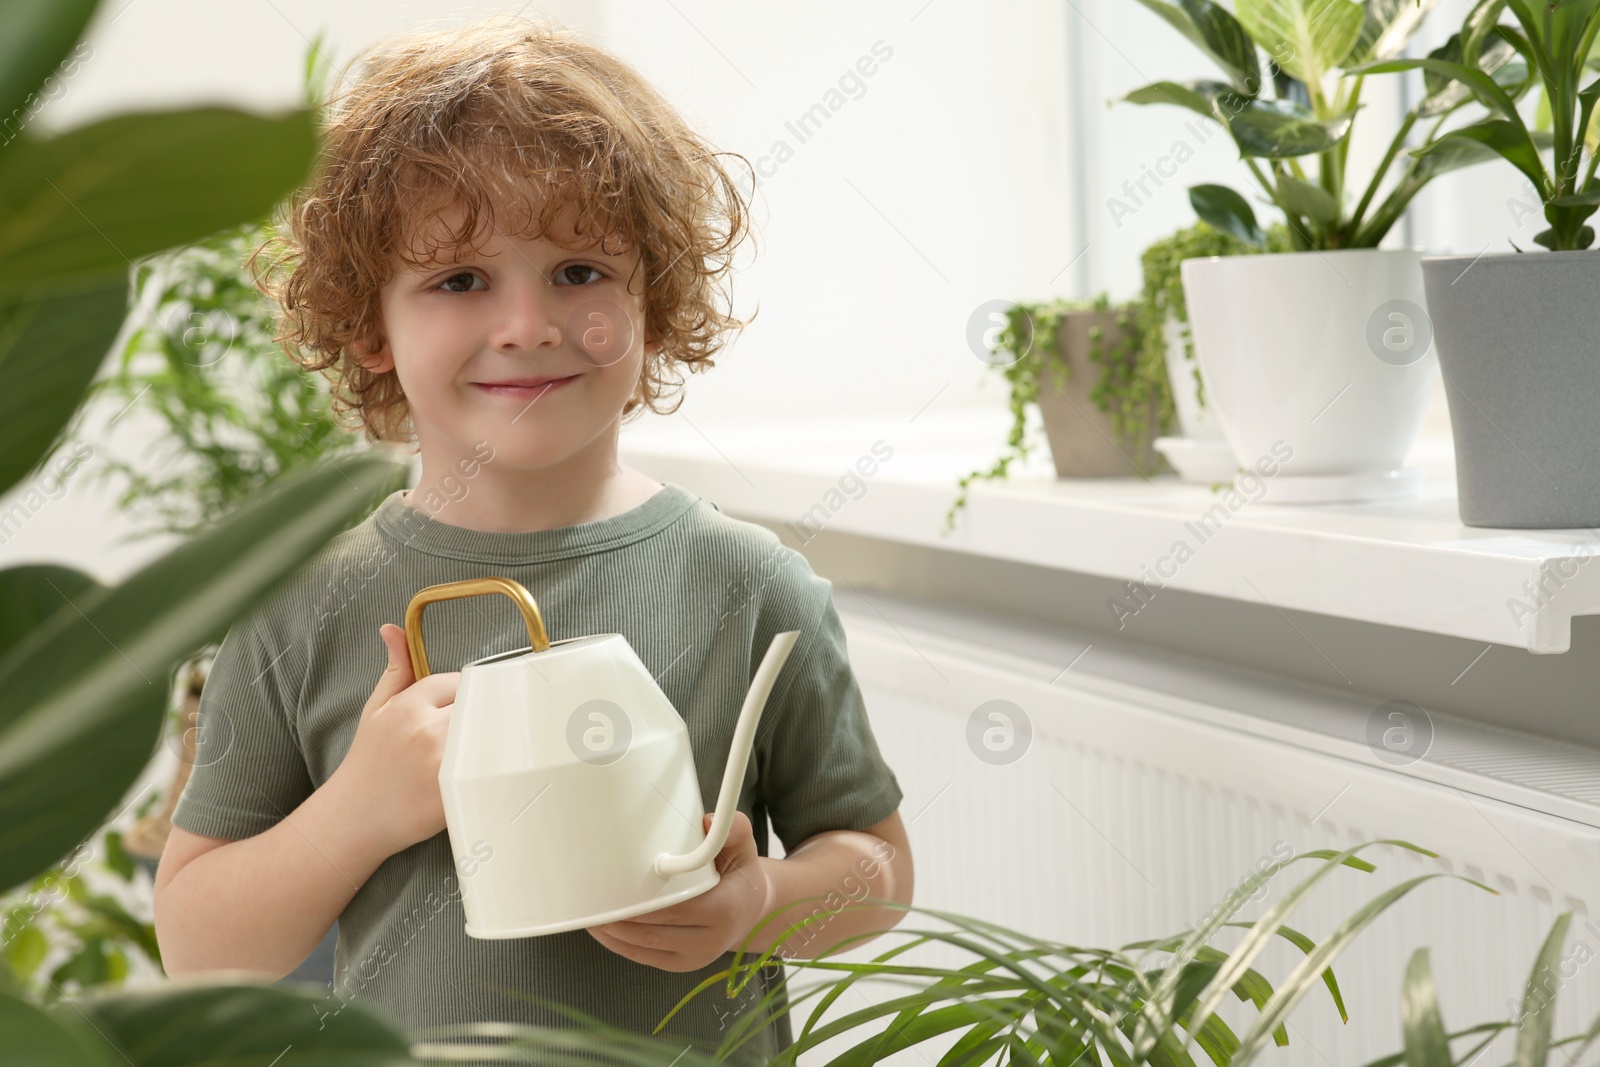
[152,13,913,1060]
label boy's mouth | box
[471,375,580,398]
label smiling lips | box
[471,375,579,398]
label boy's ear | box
[352,334,395,374]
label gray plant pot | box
[1422,250,1600,528]
[1033,308,1165,478]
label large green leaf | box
[1416,35,1519,117]
[0,0,100,128]
[0,453,408,892]
[1180,0,1266,94]
[1228,99,1356,156]
[1,991,116,1067]
[0,108,316,296]
[1132,0,1263,94]
[0,107,317,497]
[0,564,104,667]
[1123,80,1249,121]
[1189,183,1268,245]
[0,276,128,498]
[60,983,414,1065]
[1416,119,1549,194]
[1353,55,1525,121]
[1351,0,1443,63]
[1235,0,1366,87]
[1409,130,1503,179]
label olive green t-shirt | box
[170,480,905,1059]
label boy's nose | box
[491,281,561,352]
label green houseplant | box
[943,294,1167,535]
[942,222,1292,531]
[657,840,1600,1067]
[1124,0,1509,251]
[0,827,162,1002]
[1362,0,1600,526]
[1122,0,1507,505]
[82,220,365,544]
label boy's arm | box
[749,810,914,960]
[155,622,458,979]
[154,774,392,979]
[585,808,912,972]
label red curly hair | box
[250,14,756,445]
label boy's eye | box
[436,271,485,293]
[557,264,603,286]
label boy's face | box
[356,193,657,470]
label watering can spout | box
[653,630,801,879]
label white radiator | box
[787,590,1600,1067]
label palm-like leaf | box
[653,846,1495,1067]
[1398,949,1452,1067]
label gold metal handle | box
[402,577,550,679]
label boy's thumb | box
[373,624,415,694]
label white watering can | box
[403,577,800,939]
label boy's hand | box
[329,623,460,858]
[587,810,773,972]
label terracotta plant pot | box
[1033,306,1164,478]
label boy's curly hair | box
[250,14,756,445]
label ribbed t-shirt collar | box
[374,481,699,564]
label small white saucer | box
[1154,436,1239,483]
[1255,468,1423,504]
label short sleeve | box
[170,613,314,841]
[755,582,904,854]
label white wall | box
[587,0,1079,423]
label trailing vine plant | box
[942,294,1167,537]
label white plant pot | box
[1155,314,1241,484]
[1180,248,1435,503]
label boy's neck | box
[403,446,663,534]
